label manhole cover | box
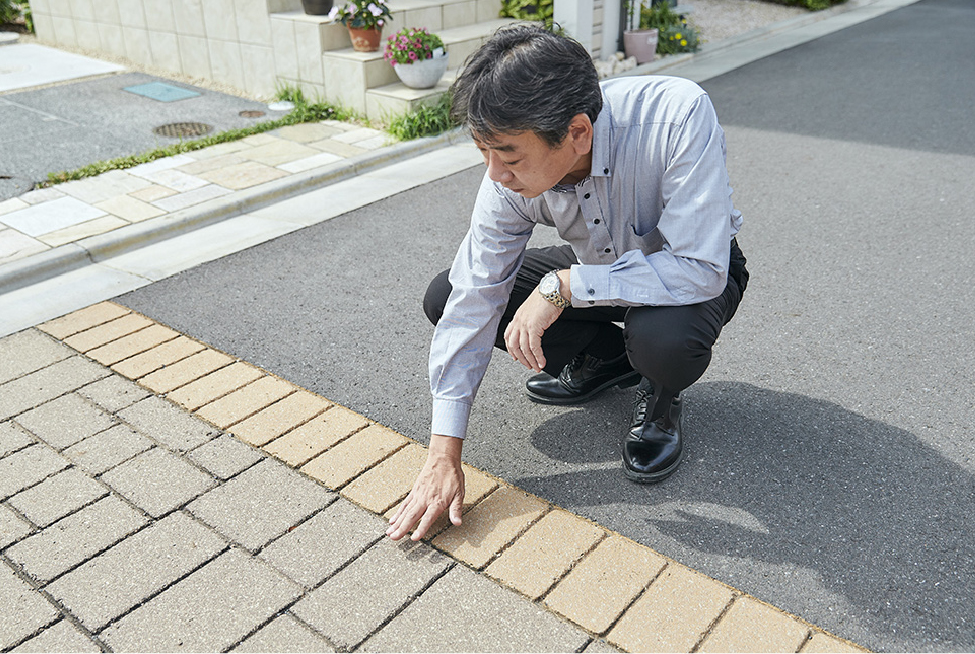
[239,110,265,118]
[153,122,213,138]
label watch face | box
[540,273,559,294]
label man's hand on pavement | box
[387,434,465,541]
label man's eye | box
[502,159,520,166]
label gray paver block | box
[188,459,334,550]
[0,444,70,501]
[101,549,301,652]
[14,393,115,450]
[10,619,100,653]
[0,330,71,385]
[6,495,149,583]
[584,638,624,653]
[0,564,59,650]
[188,434,265,480]
[76,374,152,413]
[360,566,590,653]
[8,468,108,528]
[294,537,452,650]
[1,420,34,457]
[118,395,219,452]
[0,357,109,421]
[259,500,386,588]
[0,504,32,547]
[47,512,227,631]
[61,425,153,476]
[233,614,336,653]
[100,448,217,517]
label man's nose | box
[485,153,512,183]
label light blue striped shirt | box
[430,75,743,439]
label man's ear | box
[567,114,594,155]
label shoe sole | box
[525,370,642,406]
[621,444,685,484]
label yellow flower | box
[675,32,682,39]
[680,39,687,46]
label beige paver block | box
[229,389,331,447]
[86,323,180,366]
[63,314,154,353]
[185,140,250,159]
[94,195,166,222]
[544,534,667,634]
[38,216,129,247]
[801,631,870,653]
[341,443,428,513]
[138,349,233,393]
[168,362,266,412]
[195,376,295,429]
[484,509,605,600]
[197,161,289,190]
[241,133,279,146]
[697,596,809,653]
[111,335,206,379]
[274,122,342,143]
[307,138,366,158]
[608,563,735,652]
[237,140,321,166]
[300,424,408,490]
[176,153,247,175]
[128,184,176,203]
[263,406,369,465]
[413,463,500,536]
[432,486,548,570]
[38,302,130,339]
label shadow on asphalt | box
[516,381,974,650]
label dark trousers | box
[424,240,749,422]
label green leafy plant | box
[499,0,554,29]
[385,92,455,141]
[640,1,699,54]
[326,0,391,29]
[384,27,444,66]
[0,0,32,32]
[46,88,357,185]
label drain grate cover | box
[153,122,213,138]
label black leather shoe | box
[622,382,684,483]
[526,353,640,405]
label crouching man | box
[388,25,749,541]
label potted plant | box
[327,0,392,52]
[301,0,334,15]
[384,27,449,89]
[622,0,658,64]
[640,0,699,55]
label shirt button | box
[584,193,591,200]
[603,168,609,174]
[593,219,600,224]
[604,248,611,253]
[588,300,595,305]
[588,288,595,295]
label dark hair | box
[450,24,602,148]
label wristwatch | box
[538,270,570,309]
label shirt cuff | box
[431,398,472,439]
[570,263,613,307]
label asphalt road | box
[119,0,975,650]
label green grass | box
[385,92,455,142]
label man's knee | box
[423,269,452,326]
[623,306,716,391]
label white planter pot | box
[394,52,449,90]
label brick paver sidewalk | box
[0,302,868,652]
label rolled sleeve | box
[431,397,472,439]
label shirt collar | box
[590,96,614,179]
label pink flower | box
[367,2,382,16]
[409,51,417,60]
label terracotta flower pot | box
[301,0,334,15]
[348,26,383,52]
[623,28,659,64]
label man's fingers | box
[528,331,546,371]
[410,503,445,541]
[387,495,422,540]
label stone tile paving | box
[0,120,390,270]
[0,301,870,652]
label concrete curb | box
[0,127,468,295]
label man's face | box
[473,124,592,199]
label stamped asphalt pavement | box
[115,0,975,650]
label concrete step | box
[366,69,459,118]
[326,18,519,116]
